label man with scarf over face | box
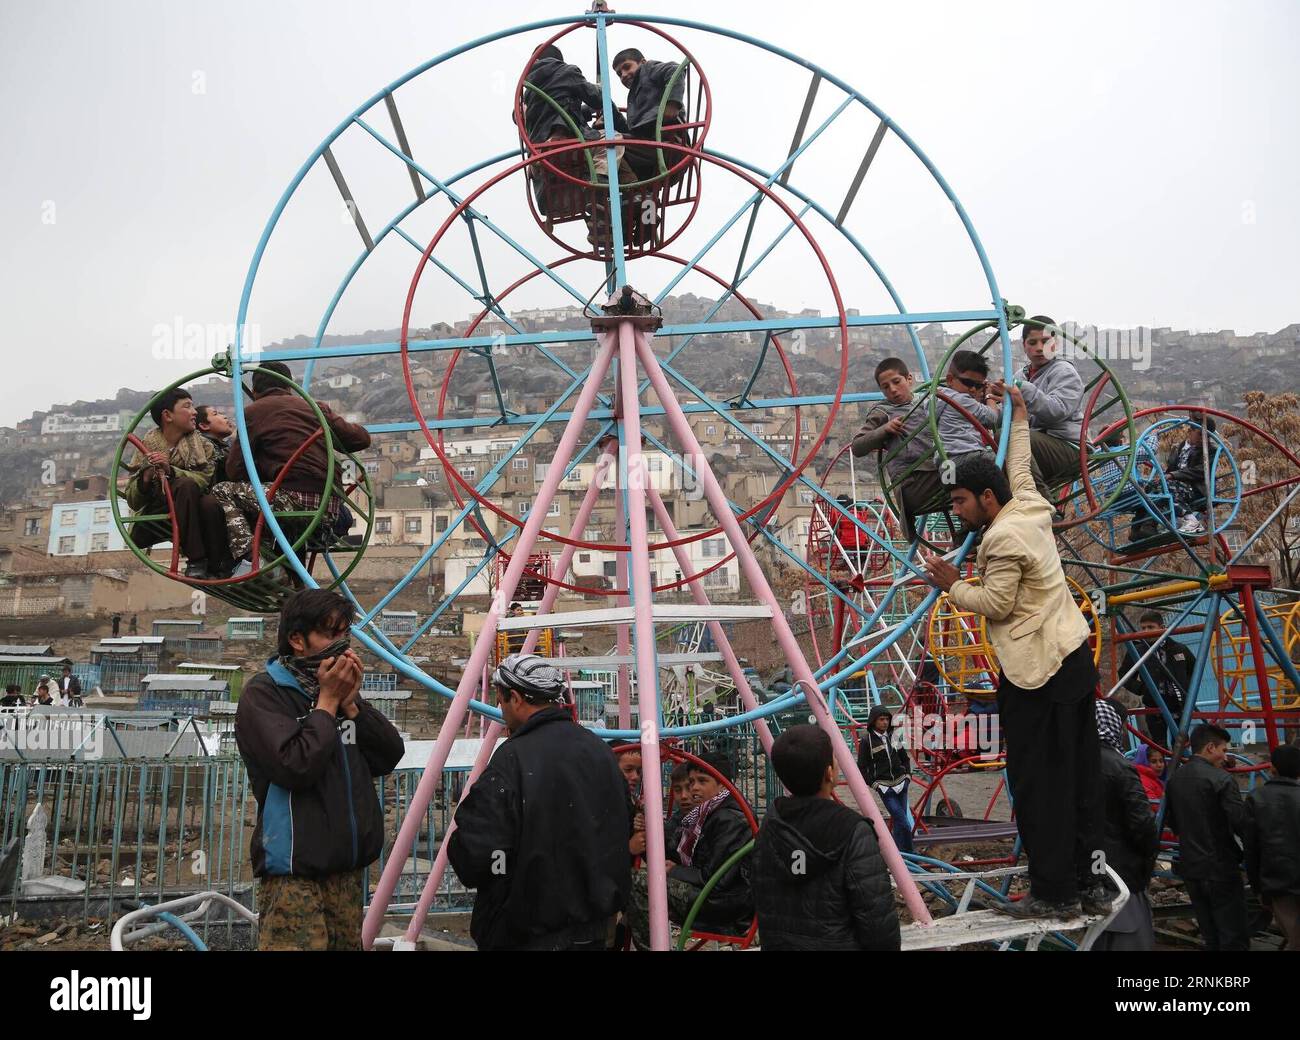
[235,589,404,950]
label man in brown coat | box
[213,362,371,577]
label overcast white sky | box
[1,0,1296,428]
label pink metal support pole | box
[523,449,618,655]
[399,449,619,940]
[362,334,618,948]
[616,318,671,951]
[634,330,933,926]
[614,486,633,729]
[646,484,774,756]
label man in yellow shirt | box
[922,385,1107,919]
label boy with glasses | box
[936,349,999,482]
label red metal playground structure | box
[105,7,1298,951]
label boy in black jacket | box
[1164,723,1248,950]
[754,726,900,950]
[857,705,914,852]
[1122,611,1195,750]
[235,589,404,951]
[1244,743,1300,950]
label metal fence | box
[3,714,779,936]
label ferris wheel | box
[115,6,1092,948]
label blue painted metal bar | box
[654,356,928,575]
[594,15,628,283]
[652,93,857,305]
[364,388,885,434]
[350,115,592,309]
[302,149,516,390]
[634,427,869,621]
[354,406,615,628]
[250,309,1001,365]
[639,200,815,399]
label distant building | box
[48,499,128,556]
[39,412,123,436]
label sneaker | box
[994,894,1082,920]
[1080,883,1116,916]
[1177,514,1206,534]
[231,559,254,579]
[183,562,209,580]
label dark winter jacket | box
[225,388,371,496]
[522,56,620,142]
[1243,777,1300,896]
[1165,755,1246,882]
[1122,635,1194,710]
[1099,746,1159,893]
[624,59,685,135]
[1163,424,1216,494]
[753,795,900,951]
[200,431,230,484]
[446,707,631,951]
[235,658,405,878]
[857,707,911,789]
[667,794,754,925]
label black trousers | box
[129,477,229,567]
[622,123,687,183]
[997,639,1104,904]
[1142,687,1184,750]
[1183,876,1249,951]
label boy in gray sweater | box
[935,349,998,471]
[851,358,941,541]
[991,315,1085,498]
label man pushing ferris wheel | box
[922,383,1112,920]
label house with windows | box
[370,508,434,548]
[47,499,128,556]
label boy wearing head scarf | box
[1091,699,1158,950]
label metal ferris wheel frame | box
[221,8,1017,733]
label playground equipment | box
[106,5,1299,949]
[111,364,375,612]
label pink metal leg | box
[633,329,933,926]
[616,319,671,950]
[522,449,617,655]
[361,333,619,948]
[646,484,774,756]
[396,449,620,941]
[614,483,632,729]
